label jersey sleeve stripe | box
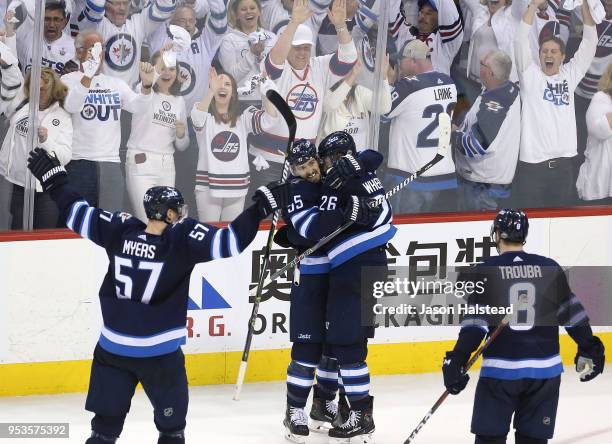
[329,52,355,77]
[211,230,223,259]
[83,7,103,23]
[298,212,318,238]
[80,207,95,240]
[148,6,167,22]
[373,199,391,228]
[66,201,88,231]
[85,0,105,13]
[290,207,315,226]
[152,0,176,13]
[264,56,284,81]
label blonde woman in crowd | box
[318,56,392,151]
[576,64,612,203]
[218,0,276,102]
[0,55,72,228]
[125,46,189,221]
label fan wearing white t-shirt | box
[512,0,596,208]
[191,69,280,222]
[125,48,190,221]
[62,30,155,212]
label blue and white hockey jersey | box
[456,251,592,380]
[51,185,264,358]
[288,150,396,269]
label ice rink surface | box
[1,367,611,444]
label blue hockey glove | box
[442,351,470,395]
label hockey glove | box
[442,351,470,395]
[27,148,68,192]
[323,153,363,190]
[575,335,605,382]
[274,225,294,248]
[342,195,382,226]
[253,181,292,217]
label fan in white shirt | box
[125,46,190,222]
[318,56,392,151]
[191,69,280,222]
[61,30,156,212]
[576,64,612,202]
[218,0,277,102]
[512,0,597,208]
[3,1,75,75]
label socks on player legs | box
[338,362,371,410]
[286,360,317,408]
[314,355,339,401]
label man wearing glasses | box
[453,49,521,210]
[3,0,75,75]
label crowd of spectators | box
[0,0,609,230]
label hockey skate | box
[283,405,309,443]
[309,397,338,432]
[328,396,375,444]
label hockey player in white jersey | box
[77,0,176,87]
[394,0,463,75]
[453,49,521,210]
[385,39,457,214]
[512,0,596,208]
[148,1,227,112]
[250,0,357,191]
[3,1,75,75]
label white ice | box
[1,366,611,444]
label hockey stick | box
[247,112,452,299]
[403,311,514,444]
[233,89,297,401]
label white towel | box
[562,0,605,24]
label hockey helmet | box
[491,208,529,244]
[287,139,317,167]
[318,131,357,160]
[144,186,186,221]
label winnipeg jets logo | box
[177,61,196,96]
[286,83,319,120]
[105,33,137,71]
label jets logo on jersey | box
[543,80,570,106]
[211,131,240,162]
[15,117,29,137]
[177,61,196,96]
[485,101,504,113]
[105,34,137,72]
[286,83,319,120]
[360,35,375,72]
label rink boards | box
[1,209,612,396]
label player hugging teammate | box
[277,131,396,444]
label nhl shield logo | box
[543,417,551,426]
[164,407,174,417]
